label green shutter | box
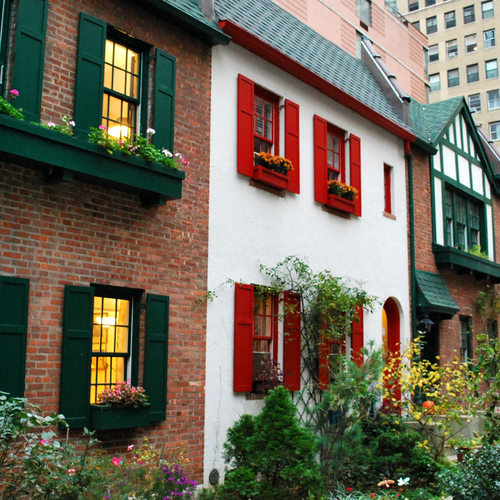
[0,276,29,398]
[153,49,176,152]
[60,285,94,428]
[0,0,13,95]
[73,13,106,139]
[144,294,169,422]
[11,0,48,122]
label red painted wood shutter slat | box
[285,100,300,194]
[237,74,255,178]
[351,306,364,368]
[314,115,329,205]
[350,134,362,217]
[283,291,301,391]
[234,283,254,392]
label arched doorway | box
[382,297,401,410]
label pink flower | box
[69,120,75,127]
[111,457,121,467]
[47,122,56,127]
[147,128,156,135]
[40,439,48,445]
[9,89,19,97]
[66,468,76,475]
[127,444,134,451]
[99,125,107,130]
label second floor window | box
[484,29,496,49]
[445,11,456,29]
[464,5,475,24]
[103,39,141,140]
[445,189,482,251]
[409,0,419,11]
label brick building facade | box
[0,0,227,482]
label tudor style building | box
[0,0,227,481]
[204,0,416,485]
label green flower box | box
[90,403,151,430]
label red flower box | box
[253,165,289,190]
[327,194,356,214]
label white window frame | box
[488,90,500,110]
[465,34,477,54]
[469,93,481,113]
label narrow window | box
[463,5,475,24]
[469,93,481,112]
[429,73,441,92]
[448,68,460,88]
[429,44,439,63]
[327,124,345,182]
[467,64,479,83]
[254,86,279,155]
[486,59,499,79]
[465,34,478,54]
[488,89,500,110]
[426,16,437,35]
[384,164,392,214]
[482,0,494,19]
[490,121,500,141]
[253,291,278,383]
[356,0,372,26]
[484,29,496,49]
[446,39,458,58]
[460,316,472,363]
[444,11,456,29]
[0,0,12,95]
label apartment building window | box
[356,0,372,26]
[486,59,499,79]
[445,11,456,29]
[429,44,439,62]
[490,122,500,141]
[426,0,436,5]
[484,29,496,49]
[465,34,478,53]
[467,64,480,83]
[482,1,494,19]
[426,16,437,35]
[488,90,500,110]
[448,69,460,87]
[464,5,476,24]
[446,39,458,58]
[412,20,421,30]
[469,93,481,112]
[430,73,441,92]
[409,0,419,11]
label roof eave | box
[219,20,416,142]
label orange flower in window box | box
[327,180,358,214]
[254,152,293,190]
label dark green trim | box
[0,0,12,95]
[0,114,184,206]
[441,137,483,169]
[415,270,459,318]
[408,151,418,340]
[433,168,493,205]
[415,136,437,154]
[90,403,151,430]
[433,244,500,282]
[141,0,230,46]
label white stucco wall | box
[204,43,411,484]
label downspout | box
[406,140,418,341]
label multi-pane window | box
[469,93,481,112]
[327,125,345,182]
[490,121,500,141]
[445,189,483,251]
[445,11,456,29]
[91,294,132,404]
[253,292,278,379]
[446,39,458,58]
[488,89,500,109]
[102,39,140,140]
[429,44,439,62]
[484,29,496,49]
[448,68,460,87]
[486,59,499,79]
[426,16,437,34]
[412,20,421,31]
[460,316,472,364]
[464,5,476,24]
[430,73,441,92]
[465,34,478,53]
[356,0,372,25]
[409,0,419,11]
[467,64,480,83]
[426,0,436,5]
[482,0,494,19]
[254,87,279,154]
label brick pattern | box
[412,145,500,365]
[0,0,211,482]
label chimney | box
[197,0,215,21]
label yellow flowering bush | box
[256,151,294,175]
[381,338,482,460]
[327,180,358,201]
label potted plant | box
[253,152,293,190]
[90,380,151,430]
[252,359,284,394]
[327,180,358,213]
[448,437,481,462]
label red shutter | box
[314,115,329,205]
[350,134,362,217]
[234,283,254,392]
[237,74,255,178]
[351,306,364,368]
[283,291,301,391]
[384,164,392,214]
[318,336,330,390]
[285,99,300,194]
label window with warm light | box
[91,293,132,403]
[465,34,478,54]
[446,39,458,58]
[102,39,140,140]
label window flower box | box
[90,403,151,430]
[253,152,293,190]
[327,194,356,214]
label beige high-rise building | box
[398,0,500,143]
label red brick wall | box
[412,144,499,365]
[0,0,211,482]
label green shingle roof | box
[215,0,405,127]
[409,97,463,144]
[415,270,459,318]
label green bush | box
[219,386,325,499]
[439,444,500,499]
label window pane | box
[465,34,477,53]
[429,44,439,62]
[467,64,479,83]
[484,29,496,49]
[356,0,372,25]
[469,94,481,112]
[482,0,494,19]
[446,39,458,58]
[445,11,456,29]
[445,190,454,246]
[426,0,436,5]
[486,60,499,79]
[448,69,460,87]
[488,90,500,110]
[409,0,419,11]
[464,5,475,23]
[430,74,440,92]
[490,122,500,141]
[426,16,437,35]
